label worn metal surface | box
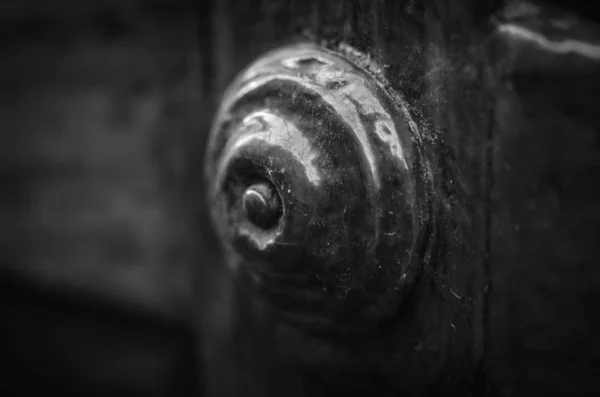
[207,44,428,338]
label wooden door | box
[2,0,599,396]
[199,1,600,396]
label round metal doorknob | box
[205,43,426,335]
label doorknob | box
[205,44,437,336]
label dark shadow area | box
[0,0,206,395]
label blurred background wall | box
[0,1,211,395]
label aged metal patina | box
[205,44,435,336]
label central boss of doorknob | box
[206,44,427,335]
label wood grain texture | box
[201,1,495,396]
[200,1,600,396]
[486,4,600,395]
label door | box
[199,1,600,396]
[2,0,599,396]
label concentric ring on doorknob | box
[206,44,424,336]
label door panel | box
[200,1,600,396]
[2,1,599,396]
